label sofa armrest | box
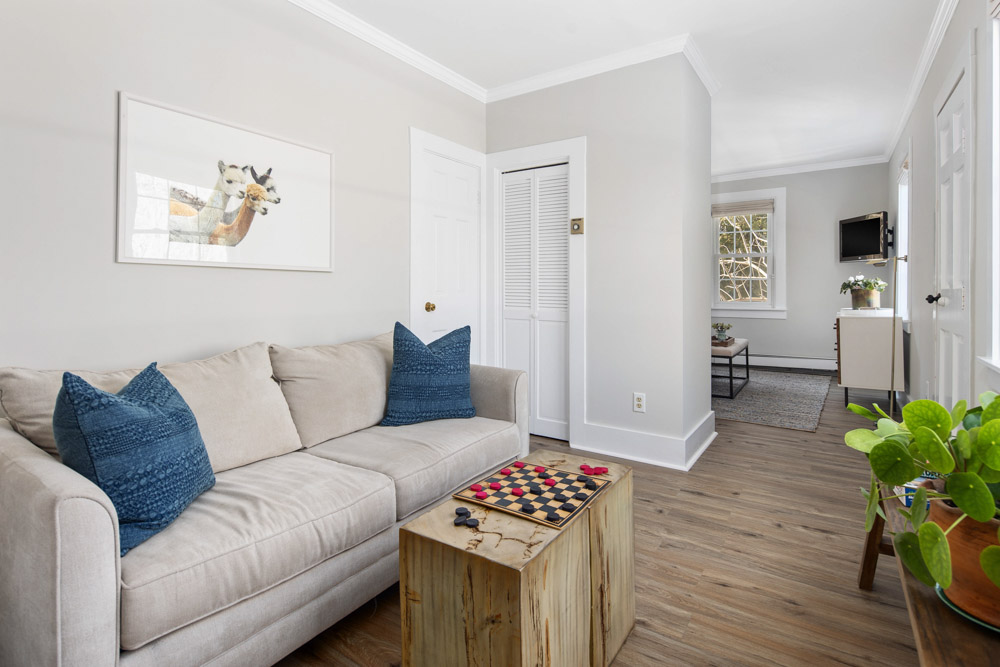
[0,419,119,667]
[470,365,529,456]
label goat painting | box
[118,94,332,272]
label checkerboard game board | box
[453,461,610,528]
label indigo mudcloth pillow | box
[52,363,215,556]
[381,322,476,426]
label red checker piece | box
[489,482,501,490]
[470,483,483,492]
[579,464,589,471]
[512,488,524,497]
[543,478,557,487]
[500,468,512,475]
[513,461,526,468]
[533,466,546,473]
[475,491,488,499]
[594,467,609,475]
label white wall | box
[0,0,484,370]
[712,165,891,366]
[886,1,1000,400]
[487,56,714,469]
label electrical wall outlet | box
[633,392,646,413]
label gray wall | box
[712,164,891,364]
[0,0,484,370]
[886,1,1000,399]
[488,56,713,466]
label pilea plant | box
[844,392,1000,590]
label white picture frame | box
[116,92,333,272]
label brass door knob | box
[425,302,436,312]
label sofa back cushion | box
[0,342,302,472]
[268,332,393,447]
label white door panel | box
[501,164,569,439]
[933,56,972,408]
[411,132,483,360]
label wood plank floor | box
[279,379,917,666]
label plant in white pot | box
[845,393,1000,626]
[840,275,888,309]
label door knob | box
[926,293,941,304]
[424,302,436,312]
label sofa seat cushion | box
[306,416,519,520]
[119,453,395,650]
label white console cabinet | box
[835,308,904,405]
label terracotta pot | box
[850,288,880,309]
[927,496,1000,626]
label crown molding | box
[487,34,719,103]
[284,0,488,102]
[884,0,959,156]
[285,1,721,106]
[682,35,721,97]
[711,154,889,184]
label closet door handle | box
[926,293,941,304]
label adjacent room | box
[1,1,999,665]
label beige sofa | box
[0,333,527,667]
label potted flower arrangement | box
[840,275,888,309]
[844,392,1000,626]
[711,322,732,342]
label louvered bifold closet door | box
[501,164,569,439]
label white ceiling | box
[313,0,944,178]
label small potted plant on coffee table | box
[840,275,888,309]
[844,392,1000,627]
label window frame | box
[981,17,1000,378]
[711,187,787,320]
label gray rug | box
[712,370,831,432]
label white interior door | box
[933,56,973,407]
[410,130,483,361]
[502,164,569,439]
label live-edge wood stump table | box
[399,450,635,667]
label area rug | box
[712,370,831,432]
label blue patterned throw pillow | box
[381,322,476,426]
[52,363,215,556]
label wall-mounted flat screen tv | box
[839,212,889,262]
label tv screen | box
[840,212,887,262]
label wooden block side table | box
[399,451,634,667]
[400,495,592,666]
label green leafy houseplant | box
[844,393,1000,595]
[839,275,888,294]
[712,323,732,341]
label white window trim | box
[711,187,787,320]
[980,18,1000,384]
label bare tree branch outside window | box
[716,213,769,303]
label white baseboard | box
[746,355,837,371]
[570,411,716,471]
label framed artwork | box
[117,93,333,272]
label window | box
[715,210,770,305]
[711,188,787,319]
[897,159,910,322]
